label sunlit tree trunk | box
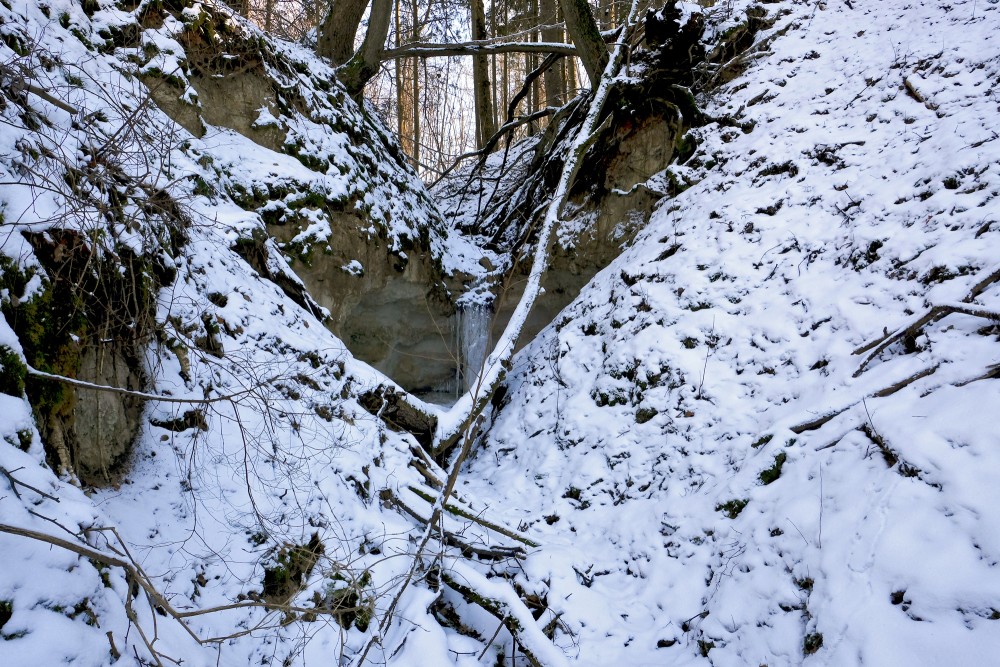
[317,0,370,66]
[470,0,497,149]
[410,0,420,166]
[337,0,393,94]
[540,0,563,107]
[561,0,607,86]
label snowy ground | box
[460,0,1000,664]
[1,0,999,665]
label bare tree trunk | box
[337,0,393,95]
[410,0,421,167]
[317,0,371,66]
[470,0,497,149]
[567,48,577,96]
[561,0,607,87]
[540,0,563,107]
[394,0,409,155]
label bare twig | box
[25,364,276,404]
[0,466,60,502]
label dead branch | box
[0,466,60,502]
[953,363,1000,387]
[0,522,369,658]
[854,264,1000,356]
[441,572,545,667]
[25,364,275,404]
[379,489,525,561]
[382,40,576,59]
[790,365,938,433]
[404,485,538,548]
[853,302,1000,376]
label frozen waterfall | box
[455,302,492,395]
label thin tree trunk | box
[540,0,563,107]
[411,0,421,167]
[394,0,405,145]
[470,0,497,149]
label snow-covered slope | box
[0,1,449,664]
[2,0,999,665]
[463,0,1000,664]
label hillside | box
[1,0,999,665]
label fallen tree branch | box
[405,485,539,548]
[853,302,1000,376]
[442,559,567,667]
[441,572,543,667]
[953,363,1000,387]
[382,40,576,59]
[790,365,938,433]
[379,489,526,561]
[854,263,1000,356]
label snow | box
[1,0,999,665]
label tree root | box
[358,385,438,449]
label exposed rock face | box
[268,216,457,394]
[8,230,159,486]
[192,72,287,149]
[137,1,735,399]
[139,1,459,395]
[58,344,146,484]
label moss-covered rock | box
[2,230,161,484]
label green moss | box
[0,346,26,397]
[803,632,823,655]
[676,132,698,163]
[758,452,787,485]
[192,175,214,197]
[636,407,659,424]
[751,434,773,449]
[1,32,29,57]
[1,232,159,470]
[262,533,324,604]
[0,256,84,419]
[716,498,749,519]
[287,191,327,210]
[312,570,373,630]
